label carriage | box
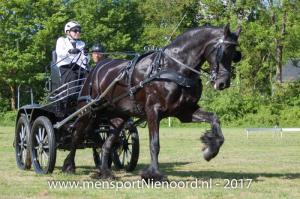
[15,25,241,181]
[14,52,140,174]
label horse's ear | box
[224,23,231,38]
[236,26,242,37]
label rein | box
[163,52,210,78]
[73,36,239,117]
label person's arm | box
[56,37,69,57]
[78,41,90,66]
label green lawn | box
[1,126,300,199]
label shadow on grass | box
[132,162,300,181]
[55,162,300,181]
[54,166,97,176]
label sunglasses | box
[71,28,81,33]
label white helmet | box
[64,21,81,33]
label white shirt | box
[55,36,90,69]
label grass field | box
[0,126,300,199]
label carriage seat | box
[50,50,61,91]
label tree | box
[195,0,300,94]
[137,0,196,48]
[0,0,299,121]
[0,0,67,109]
[266,0,300,83]
[67,0,144,52]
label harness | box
[125,37,238,113]
[124,50,197,113]
[80,38,238,115]
[127,50,199,89]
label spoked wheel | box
[93,130,112,169]
[15,114,31,170]
[112,125,139,171]
[30,116,56,174]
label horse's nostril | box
[219,82,225,89]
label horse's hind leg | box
[62,148,76,173]
[98,119,125,179]
[98,133,117,179]
[62,115,90,173]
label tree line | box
[0,0,299,126]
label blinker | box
[232,51,242,63]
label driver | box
[91,43,106,65]
[56,21,89,84]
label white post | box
[168,117,171,127]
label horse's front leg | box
[140,106,166,182]
[178,107,224,161]
[191,108,224,161]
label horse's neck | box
[164,28,220,73]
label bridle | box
[208,38,239,81]
[162,37,239,82]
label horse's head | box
[205,24,242,90]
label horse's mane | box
[169,25,222,46]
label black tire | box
[93,131,112,169]
[29,116,56,174]
[15,114,31,170]
[112,125,139,171]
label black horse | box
[62,24,242,181]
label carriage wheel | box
[15,114,31,170]
[93,131,112,169]
[112,125,139,171]
[30,116,56,174]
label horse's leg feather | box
[191,108,224,161]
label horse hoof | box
[200,130,223,161]
[202,146,214,161]
[62,166,75,174]
[141,174,168,183]
[91,169,115,180]
[62,162,76,174]
[140,168,168,182]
